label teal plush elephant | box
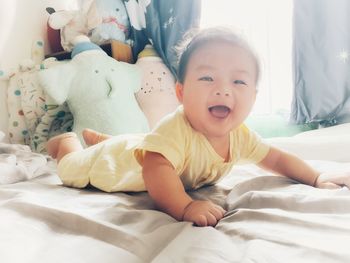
[38,37,149,143]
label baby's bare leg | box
[47,132,83,162]
[82,128,112,146]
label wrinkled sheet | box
[0,143,48,184]
[1,160,350,263]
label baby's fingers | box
[318,182,342,189]
[195,215,208,227]
[210,205,226,220]
[194,213,217,227]
[316,172,349,188]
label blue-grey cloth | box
[71,42,104,58]
[291,0,350,126]
[123,0,201,77]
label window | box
[201,0,293,115]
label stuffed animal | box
[46,0,130,52]
[46,3,100,51]
[38,36,149,143]
[135,44,179,128]
[89,0,130,45]
[3,36,72,153]
[5,39,48,147]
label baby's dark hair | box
[175,27,260,85]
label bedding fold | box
[1,160,350,262]
[0,142,48,184]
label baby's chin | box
[186,112,238,136]
[199,125,236,140]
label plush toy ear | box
[38,64,76,105]
[86,0,102,30]
[48,10,75,30]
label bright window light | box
[201,0,293,115]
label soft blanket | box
[0,160,350,262]
[0,143,48,184]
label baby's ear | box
[38,64,76,104]
[175,82,184,103]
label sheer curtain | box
[292,0,350,126]
[201,0,293,116]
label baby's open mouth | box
[208,105,231,118]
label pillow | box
[7,74,30,145]
[135,45,179,128]
[266,123,350,162]
[3,39,72,152]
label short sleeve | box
[236,124,270,164]
[134,110,187,173]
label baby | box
[47,27,350,227]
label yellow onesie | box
[58,106,270,192]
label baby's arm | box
[258,147,319,186]
[259,147,350,188]
[142,151,226,226]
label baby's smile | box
[208,105,231,119]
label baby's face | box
[176,41,257,140]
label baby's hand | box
[315,171,350,189]
[182,200,226,227]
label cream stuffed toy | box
[46,6,98,52]
[47,0,130,51]
[89,0,130,45]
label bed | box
[1,124,350,263]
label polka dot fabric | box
[7,74,30,145]
[135,45,179,129]
[6,55,73,153]
[6,65,73,153]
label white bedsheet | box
[1,123,350,262]
[0,130,4,142]
[0,143,48,184]
[1,159,350,263]
[266,123,350,162]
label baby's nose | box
[215,87,231,97]
[215,91,230,96]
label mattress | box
[1,124,350,262]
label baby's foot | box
[47,132,77,158]
[82,128,103,146]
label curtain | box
[291,0,350,126]
[123,0,201,77]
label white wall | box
[0,0,78,142]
